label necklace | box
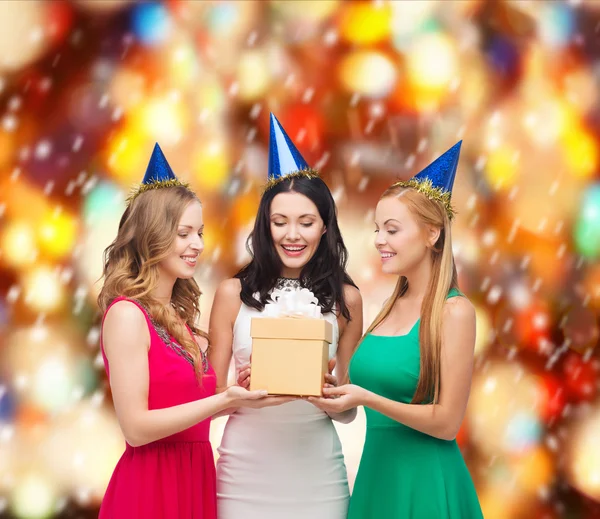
[131,299,209,373]
[275,277,303,290]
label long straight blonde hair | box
[365,185,458,404]
[98,186,208,377]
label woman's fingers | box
[237,366,251,388]
[247,389,268,399]
[322,386,345,397]
[324,373,338,386]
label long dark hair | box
[235,175,357,320]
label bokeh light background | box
[0,0,599,517]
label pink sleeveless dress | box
[99,297,217,519]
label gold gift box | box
[249,317,333,397]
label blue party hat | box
[266,113,319,189]
[393,141,462,219]
[142,143,177,184]
[412,141,461,193]
[127,143,189,204]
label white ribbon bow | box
[264,287,322,318]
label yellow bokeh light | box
[42,403,124,498]
[271,0,340,23]
[1,220,38,269]
[468,362,543,457]
[457,57,490,117]
[193,141,230,192]
[339,50,398,98]
[170,43,199,88]
[406,33,457,92]
[237,49,271,102]
[511,447,554,496]
[32,357,75,413]
[562,125,598,180]
[523,96,576,146]
[106,128,150,186]
[136,97,189,147]
[567,404,600,500]
[478,486,516,519]
[0,1,49,73]
[38,211,78,260]
[390,1,437,39]
[196,77,226,119]
[393,81,447,113]
[23,266,65,313]
[339,2,392,45]
[11,472,56,518]
[484,146,519,191]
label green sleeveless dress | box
[347,288,483,518]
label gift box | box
[249,317,333,397]
[248,287,333,397]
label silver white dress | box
[216,282,350,519]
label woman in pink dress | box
[97,144,267,519]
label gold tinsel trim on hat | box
[390,178,456,220]
[126,178,191,205]
[263,169,320,192]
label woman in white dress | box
[208,114,363,519]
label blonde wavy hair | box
[365,185,458,404]
[98,186,207,377]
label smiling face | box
[158,200,204,280]
[374,196,439,276]
[269,191,326,278]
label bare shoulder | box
[211,278,242,325]
[343,284,362,307]
[340,284,363,330]
[443,295,475,325]
[103,300,150,354]
[216,278,242,299]
[104,300,147,331]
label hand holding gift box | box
[249,287,333,397]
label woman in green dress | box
[309,141,483,518]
